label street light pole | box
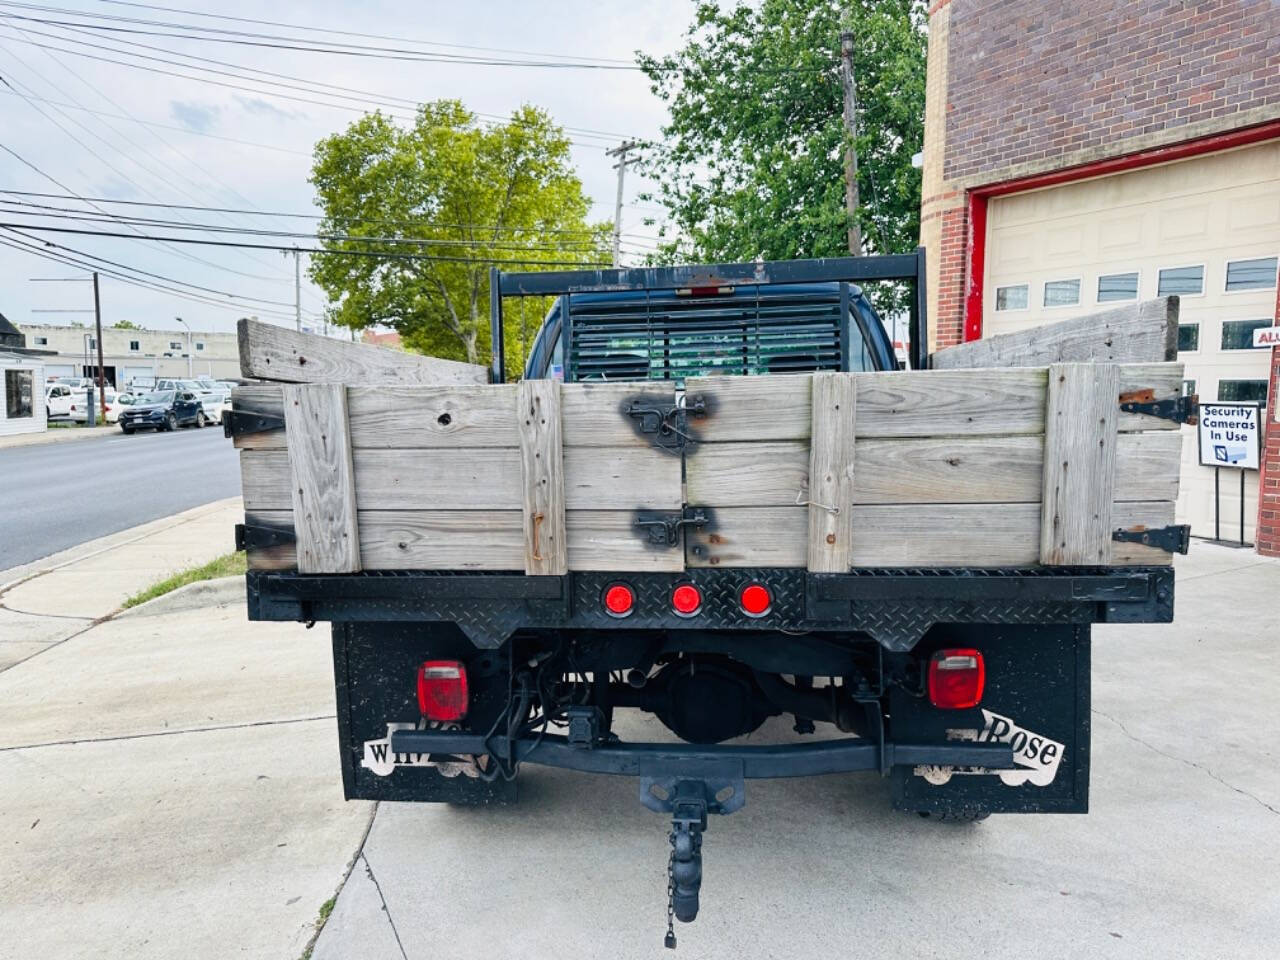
[92,271,106,409]
[605,141,638,268]
[176,316,192,378]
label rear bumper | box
[247,565,1174,652]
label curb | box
[115,575,246,619]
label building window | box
[995,284,1028,311]
[1097,272,1139,302]
[34,336,47,346]
[1157,265,1204,296]
[169,341,182,350]
[1217,380,1268,406]
[5,369,34,419]
[195,342,205,351]
[1043,279,1081,307]
[88,337,96,349]
[129,340,140,352]
[1177,324,1199,352]
[1221,318,1272,351]
[1181,379,1196,398]
[1224,256,1278,292]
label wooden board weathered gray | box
[517,379,567,575]
[1039,363,1120,565]
[238,318,488,386]
[282,383,360,573]
[806,373,856,572]
[931,297,1179,369]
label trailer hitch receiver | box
[640,760,744,948]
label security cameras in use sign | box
[1197,402,1261,470]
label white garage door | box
[984,139,1280,542]
[44,364,75,380]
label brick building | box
[919,0,1280,555]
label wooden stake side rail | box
[232,362,1186,574]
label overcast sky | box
[0,0,690,333]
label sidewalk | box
[0,424,117,450]
[0,504,373,960]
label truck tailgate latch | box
[1118,390,1198,426]
[635,508,709,548]
[625,395,705,451]
[1112,524,1191,555]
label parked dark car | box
[118,389,206,434]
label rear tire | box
[165,412,177,431]
[121,425,134,435]
[195,411,207,428]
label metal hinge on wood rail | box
[235,522,296,552]
[1112,524,1191,555]
[624,395,706,451]
[223,409,285,439]
[635,507,709,548]
[1119,390,1198,425]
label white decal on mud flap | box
[914,709,1065,787]
[361,723,482,778]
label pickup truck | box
[226,251,1190,945]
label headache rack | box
[489,252,929,382]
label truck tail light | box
[604,582,635,617]
[671,583,702,616]
[928,648,985,709]
[738,583,771,617]
[417,660,468,722]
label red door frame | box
[962,118,1280,342]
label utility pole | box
[92,271,105,419]
[177,316,192,378]
[839,31,861,256]
[293,248,302,332]
[605,140,638,268]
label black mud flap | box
[890,623,1090,815]
[332,622,517,805]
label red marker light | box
[739,583,771,617]
[417,660,469,722]
[604,583,635,617]
[671,583,702,616]
[927,648,985,709]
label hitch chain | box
[663,798,705,948]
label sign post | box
[1197,401,1262,546]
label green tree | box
[637,0,926,272]
[111,319,142,330]
[309,101,609,374]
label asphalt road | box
[0,426,241,570]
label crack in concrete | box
[361,849,410,960]
[0,714,336,752]
[1093,708,1279,816]
[0,603,96,621]
[1176,559,1276,583]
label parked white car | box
[45,382,75,419]
[68,389,122,424]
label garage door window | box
[1221,318,1272,350]
[1043,279,1081,308]
[1158,265,1204,296]
[5,369,34,419]
[1224,257,1278,292]
[1177,324,1199,353]
[1217,379,1268,406]
[1097,272,1139,302]
[995,284,1028,311]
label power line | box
[0,190,652,238]
[0,220,613,265]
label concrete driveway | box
[313,542,1280,960]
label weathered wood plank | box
[1115,362,1184,432]
[229,384,286,450]
[1040,363,1120,565]
[561,381,677,448]
[517,380,567,575]
[1114,431,1182,502]
[282,383,360,573]
[238,318,488,385]
[242,509,682,572]
[688,368,1049,441]
[931,297,1179,369]
[348,384,520,447]
[687,505,1045,568]
[807,373,856,572]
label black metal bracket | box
[235,522,296,552]
[1113,524,1191,555]
[223,408,285,439]
[1119,391,1198,426]
[635,508,709,548]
